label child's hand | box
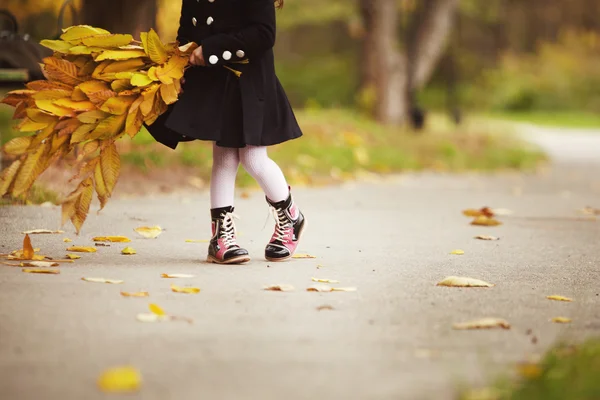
[190,46,206,66]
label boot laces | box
[219,212,240,248]
[271,206,292,242]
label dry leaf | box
[121,247,136,255]
[579,206,600,216]
[134,226,163,239]
[136,313,168,323]
[437,276,495,288]
[63,238,73,243]
[551,317,572,324]
[66,253,81,260]
[450,249,465,255]
[82,277,124,284]
[311,277,340,284]
[547,295,573,302]
[185,239,209,243]
[171,284,200,294]
[93,236,131,242]
[121,291,149,298]
[474,235,499,241]
[161,273,194,279]
[264,284,295,292]
[20,261,59,268]
[22,268,60,274]
[21,229,64,234]
[23,234,34,260]
[471,216,502,227]
[97,366,141,393]
[307,285,357,292]
[453,318,511,330]
[331,287,357,292]
[316,305,335,311]
[463,207,495,218]
[292,254,317,259]
[149,303,166,316]
[67,246,97,253]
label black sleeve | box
[176,0,192,46]
[201,0,276,67]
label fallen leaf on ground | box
[161,273,194,279]
[474,235,499,241]
[67,246,97,253]
[136,313,169,322]
[20,261,59,268]
[331,287,357,292]
[22,268,60,274]
[292,254,317,259]
[23,234,34,260]
[171,284,200,294]
[264,284,295,292]
[316,305,335,311]
[97,366,141,393]
[463,207,495,218]
[121,247,136,255]
[134,226,162,239]
[82,277,124,284]
[311,277,340,284]
[185,239,209,243]
[66,254,81,260]
[471,216,502,226]
[450,249,465,255]
[149,303,166,316]
[437,276,495,288]
[551,317,572,324]
[121,291,149,298]
[93,236,131,243]
[63,238,73,243]
[453,318,511,330]
[21,229,64,234]
[579,206,600,215]
[547,295,573,302]
[307,285,357,292]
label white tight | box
[210,143,290,208]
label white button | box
[236,50,245,58]
[192,17,197,26]
[209,55,219,65]
[207,16,214,25]
[223,51,232,60]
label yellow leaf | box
[71,87,88,101]
[93,236,131,243]
[40,39,73,53]
[93,161,109,210]
[131,73,154,87]
[171,284,201,294]
[95,50,147,61]
[125,96,144,138]
[160,82,179,105]
[111,79,132,92]
[292,254,317,259]
[331,287,357,292]
[21,229,64,235]
[463,207,495,218]
[42,57,84,86]
[78,110,109,124]
[114,72,135,80]
[90,114,127,139]
[185,239,209,243]
[27,107,62,122]
[145,29,169,64]
[3,137,33,156]
[178,42,199,55]
[264,284,295,292]
[53,98,96,112]
[68,45,104,55]
[82,34,133,48]
[121,291,149,298]
[547,295,573,302]
[149,303,166,316]
[67,246,97,253]
[134,226,162,239]
[452,318,511,330]
[155,55,187,84]
[136,313,168,323]
[20,261,59,268]
[474,235,499,241]
[70,123,97,144]
[140,84,159,116]
[307,286,357,292]
[66,254,81,260]
[311,277,340,284]
[22,268,60,274]
[100,143,120,197]
[61,25,110,44]
[147,66,159,81]
[121,247,136,255]
[22,234,34,260]
[551,317,572,324]
[437,276,495,288]
[103,58,146,74]
[97,366,141,393]
[82,277,124,284]
[12,143,49,197]
[161,273,194,279]
[0,160,21,197]
[62,177,94,234]
[100,95,137,115]
[35,99,74,117]
[471,216,502,227]
[18,119,49,132]
[450,249,465,255]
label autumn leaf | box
[82,34,133,48]
[471,216,502,227]
[307,285,357,292]
[4,137,34,156]
[95,50,147,62]
[64,238,73,243]
[450,249,465,255]
[452,318,511,330]
[264,284,295,292]
[134,226,162,239]
[311,277,340,284]
[66,246,97,253]
[121,291,149,298]
[97,366,141,393]
[463,207,495,218]
[21,229,64,235]
[547,295,573,302]
[20,261,59,268]
[185,239,209,243]
[551,317,572,324]
[161,273,194,279]
[474,235,499,241]
[292,254,317,259]
[82,277,124,284]
[66,254,81,260]
[93,236,131,243]
[149,303,166,316]
[22,268,60,274]
[121,247,136,255]
[171,284,201,294]
[437,276,495,288]
[316,305,335,311]
[22,234,34,260]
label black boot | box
[265,192,306,262]
[207,206,250,265]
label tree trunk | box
[81,0,158,38]
[359,0,408,125]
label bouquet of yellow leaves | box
[0,25,198,233]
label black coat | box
[146,0,303,149]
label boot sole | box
[265,218,307,262]
[206,255,251,265]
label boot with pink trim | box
[207,206,251,265]
[265,192,306,262]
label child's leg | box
[238,145,289,202]
[211,143,241,208]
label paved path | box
[1,126,599,400]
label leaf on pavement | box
[547,295,573,302]
[136,313,168,323]
[161,273,194,279]
[63,238,73,243]
[185,239,209,243]
[21,229,65,235]
[463,207,495,218]
[471,216,502,227]
[171,284,200,294]
[20,261,59,268]
[264,284,295,292]
[66,254,81,260]
[22,268,60,274]
[450,249,465,255]
[316,305,335,311]
[452,318,511,330]
[82,277,124,284]
[474,235,499,241]
[23,234,34,260]
[292,254,317,259]
[134,226,162,239]
[307,285,357,292]
[437,276,495,288]
[121,291,149,298]
[97,366,141,393]
[93,236,131,243]
[149,303,166,316]
[67,246,97,253]
[551,317,572,324]
[331,287,357,292]
[311,277,340,284]
[121,247,137,255]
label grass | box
[461,339,600,400]
[485,111,600,129]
